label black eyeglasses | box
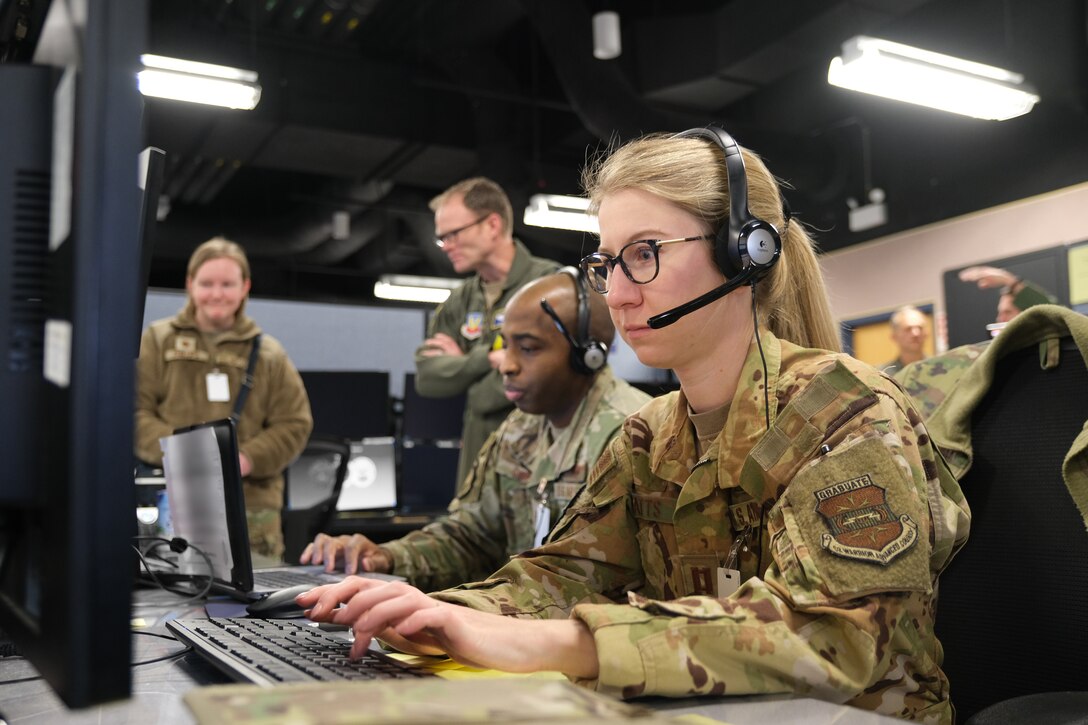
[579,235,712,293]
[435,214,491,248]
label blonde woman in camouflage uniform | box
[298,130,970,723]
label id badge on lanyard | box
[717,524,751,597]
[206,370,230,402]
[533,478,550,548]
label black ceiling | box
[85,1,1088,300]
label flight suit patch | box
[814,474,918,565]
[461,312,484,340]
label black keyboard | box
[252,569,340,589]
[166,617,434,685]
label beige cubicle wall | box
[820,181,1088,351]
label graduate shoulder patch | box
[779,435,932,602]
[814,474,918,565]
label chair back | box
[935,337,1088,721]
[282,435,351,561]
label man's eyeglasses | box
[435,214,491,248]
[579,235,712,293]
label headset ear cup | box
[714,226,741,278]
[739,221,782,275]
[582,342,607,373]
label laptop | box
[158,418,399,601]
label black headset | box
[647,126,784,329]
[539,266,609,375]
[677,125,782,279]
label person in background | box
[895,267,1060,419]
[959,265,1056,324]
[298,128,970,722]
[416,177,559,487]
[302,270,649,591]
[135,237,312,561]
[880,304,929,375]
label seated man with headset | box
[301,269,650,591]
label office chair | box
[933,335,1088,724]
[282,435,351,563]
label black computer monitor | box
[402,372,466,441]
[135,146,166,348]
[0,0,145,708]
[300,371,392,439]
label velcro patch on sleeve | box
[782,436,931,600]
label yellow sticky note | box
[1068,245,1088,305]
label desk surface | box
[0,587,901,725]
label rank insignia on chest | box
[461,312,484,340]
[175,336,197,354]
[814,474,918,565]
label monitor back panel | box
[301,371,391,439]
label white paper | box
[160,426,234,580]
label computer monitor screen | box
[0,0,145,708]
[300,371,391,439]
[402,372,465,441]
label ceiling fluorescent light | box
[138,54,262,110]
[373,274,463,304]
[523,194,599,234]
[828,36,1039,121]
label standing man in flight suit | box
[416,177,559,486]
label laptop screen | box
[335,437,397,512]
[160,418,255,594]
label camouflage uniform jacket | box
[382,367,649,592]
[894,342,989,420]
[135,310,313,558]
[924,305,1088,528]
[414,239,559,485]
[436,331,970,723]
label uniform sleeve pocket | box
[775,436,932,606]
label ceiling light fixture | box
[523,194,599,234]
[138,54,263,110]
[828,36,1039,121]
[373,274,463,304]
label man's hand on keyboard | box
[300,533,393,575]
[296,577,599,679]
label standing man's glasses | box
[579,235,712,293]
[435,214,491,248]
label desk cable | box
[0,631,192,687]
[133,535,215,604]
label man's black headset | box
[540,266,609,375]
[647,125,784,329]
